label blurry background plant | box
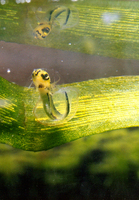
[0,128,138,199]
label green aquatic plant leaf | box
[0,75,139,151]
[1,1,139,59]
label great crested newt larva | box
[32,69,70,121]
[33,6,71,39]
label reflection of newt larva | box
[32,69,70,120]
[33,6,71,39]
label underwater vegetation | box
[1,1,139,59]
[1,74,139,151]
[0,128,138,199]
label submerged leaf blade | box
[0,76,139,151]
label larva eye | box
[41,73,49,80]
[33,87,79,126]
[42,27,50,34]
[35,70,41,76]
[32,69,41,77]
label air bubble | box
[7,69,11,73]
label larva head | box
[33,22,52,39]
[32,69,51,90]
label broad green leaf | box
[1,1,139,59]
[0,75,139,151]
